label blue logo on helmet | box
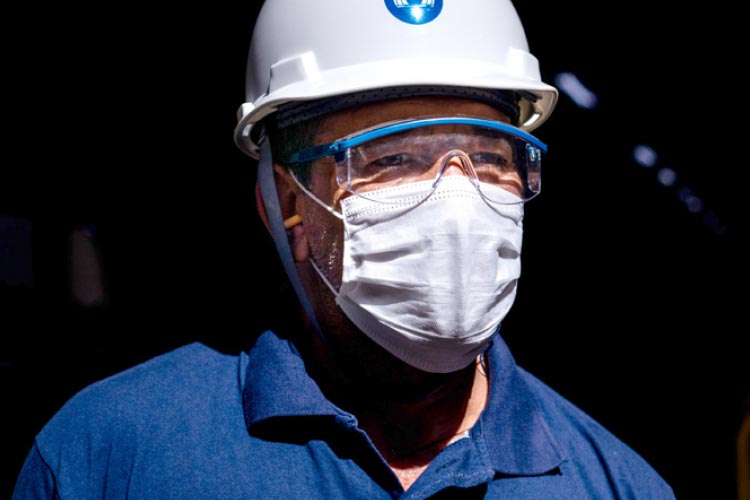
[385,0,443,25]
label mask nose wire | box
[432,149,481,190]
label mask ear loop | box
[257,137,330,349]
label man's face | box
[276,96,510,384]
[302,96,510,287]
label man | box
[13,0,675,498]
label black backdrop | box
[2,2,747,499]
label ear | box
[255,164,296,233]
[255,164,310,262]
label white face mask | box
[302,174,524,373]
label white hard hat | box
[234,0,558,158]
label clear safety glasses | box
[283,117,547,205]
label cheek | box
[302,196,345,290]
[304,162,346,289]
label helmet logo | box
[385,0,443,25]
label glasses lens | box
[336,122,542,204]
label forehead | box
[315,96,510,143]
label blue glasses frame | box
[283,117,548,165]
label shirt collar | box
[242,331,341,430]
[242,329,564,475]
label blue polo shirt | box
[13,330,674,499]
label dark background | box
[2,2,747,498]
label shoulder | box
[517,367,675,499]
[33,343,243,474]
[43,342,240,423]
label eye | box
[371,153,412,168]
[470,152,512,170]
[353,152,432,188]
